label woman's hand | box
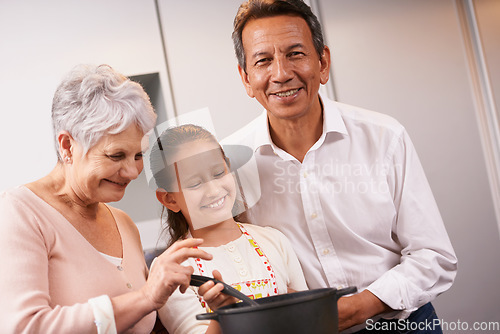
[197,270,238,311]
[140,238,213,310]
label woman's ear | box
[156,189,181,212]
[57,131,74,163]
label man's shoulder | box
[334,101,403,130]
[327,99,405,138]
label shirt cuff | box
[366,270,423,319]
[88,295,117,334]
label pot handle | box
[336,286,357,298]
[196,312,219,321]
[190,274,259,306]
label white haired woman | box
[0,64,212,333]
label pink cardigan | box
[0,186,156,333]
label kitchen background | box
[1,0,499,332]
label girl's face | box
[168,140,237,230]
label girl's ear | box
[156,190,181,212]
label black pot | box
[191,275,356,334]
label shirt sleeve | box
[158,285,210,334]
[366,129,458,318]
[0,193,96,333]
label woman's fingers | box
[144,238,214,308]
[161,238,213,263]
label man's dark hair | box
[232,0,325,71]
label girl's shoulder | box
[238,223,289,243]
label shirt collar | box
[253,92,348,152]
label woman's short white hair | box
[51,64,157,160]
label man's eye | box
[289,51,305,57]
[135,153,144,160]
[255,58,270,66]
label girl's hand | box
[197,270,239,311]
[140,238,213,310]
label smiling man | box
[224,0,458,333]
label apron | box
[194,223,278,311]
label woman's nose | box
[119,159,141,180]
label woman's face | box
[69,124,146,204]
[169,140,237,230]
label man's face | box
[238,15,330,121]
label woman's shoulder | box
[0,185,45,214]
[1,185,30,201]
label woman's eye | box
[107,154,123,160]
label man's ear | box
[238,64,255,98]
[319,46,331,85]
[156,190,181,213]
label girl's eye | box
[214,170,226,178]
[186,181,202,189]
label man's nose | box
[271,57,293,83]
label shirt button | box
[311,213,317,219]
[323,248,330,255]
[239,269,248,276]
[233,256,242,263]
[226,244,235,252]
[303,172,308,178]
[126,283,132,289]
[117,266,124,271]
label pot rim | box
[214,288,339,316]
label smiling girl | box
[149,124,307,334]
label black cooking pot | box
[190,274,356,334]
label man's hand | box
[338,290,392,331]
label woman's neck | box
[27,163,99,220]
[189,218,242,247]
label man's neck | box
[268,98,323,163]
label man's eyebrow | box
[250,43,305,59]
[287,43,305,51]
[250,50,270,59]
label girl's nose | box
[204,179,221,197]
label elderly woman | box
[0,64,212,333]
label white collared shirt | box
[222,94,457,319]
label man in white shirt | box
[224,0,457,332]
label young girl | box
[149,124,308,334]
